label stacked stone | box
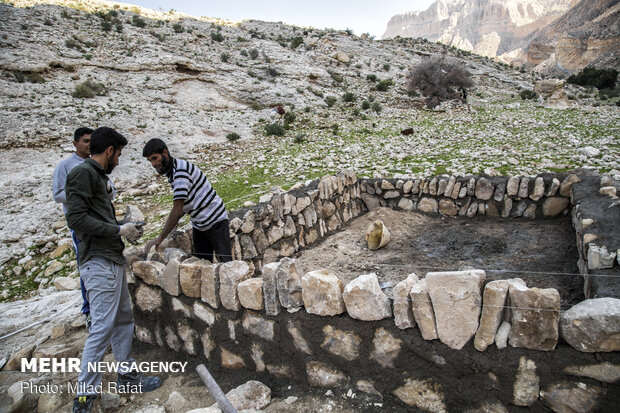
[359,173,578,219]
[227,170,364,270]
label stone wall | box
[128,170,620,411]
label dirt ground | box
[295,207,584,307]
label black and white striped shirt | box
[168,158,227,230]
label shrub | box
[132,15,147,28]
[290,36,303,49]
[366,74,377,82]
[13,71,25,83]
[249,102,262,110]
[371,102,382,113]
[101,20,112,32]
[325,96,337,107]
[172,23,184,33]
[519,90,537,100]
[240,49,248,57]
[407,56,474,108]
[226,132,241,142]
[65,38,83,52]
[342,92,356,102]
[383,63,390,71]
[28,72,45,83]
[249,48,259,59]
[567,66,618,90]
[361,100,370,110]
[327,69,343,83]
[210,32,224,42]
[283,112,296,125]
[72,80,107,98]
[220,53,230,63]
[265,123,285,136]
[294,133,306,143]
[375,79,393,92]
[599,87,620,99]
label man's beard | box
[105,161,115,174]
[157,156,172,175]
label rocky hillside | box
[522,0,620,75]
[382,0,575,60]
[0,0,618,301]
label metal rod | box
[196,364,238,413]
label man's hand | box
[144,238,162,255]
[118,223,143,244]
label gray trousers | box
[77,256,135,395]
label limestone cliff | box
[382,0,575,60]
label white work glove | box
[118,223,143,244]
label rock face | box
[425,270,486,350]
[343,273,392,321]
[301,269,345,316]
[508,284,561,351]
[560,297,620,352]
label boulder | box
[161,257,181,296]
[410,279,438,340]
[132,261,165,286]
[425,270,486,350]
[53,276,78,291]
[418,197,438,213]
[275,258,303,309]
[261,262,281,316]
[301,269,345,316]
[542,197,569,217]
[219,261,252,311]
[238,278,264,311]
[220,380,271,411]
[343,273,392,321]
[508,284,560,351]
[135,283,162,312]
[560,298,620,352]
[393,273,419,329]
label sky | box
[124,0,437,39]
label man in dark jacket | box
[65,127,161,413]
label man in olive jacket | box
[65,127,160,413]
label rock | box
[7,382,27,412]
[580,146,600,158]
[513,356,539,407]
[321,325,362,361]
[370,327,402,368]
[132,261,165,286]
[135,283,163,312]
[356,380,382,397]
[202,330,215,360]
[361,193,380,210]
[587,244,617,270]
[563,362,620,383]
[122,204,145,224]
[599,186,617,198]
[418,197,438,213]
[393,273,419,329]
[51,323,67,340]
[45,260,64,277]
[50,243,71,259]
[193,301,215,325]
[221,348,245,369]
[261,262,281,316]
[33,343,78,359]
[410,279,438,340]
[132,406,166,413]
[474,178,494,200]
[438,199,458,215]
[506,176,520,196]
[220,380,271,410]
[560,298,620,352]
[425,270,486,350]
[238,278,264,310]
[3,344,35,371]
[529,177,545,201]
[219,260,252,311]
[540,382,604,413]
[275,258,303,309]
[287,320,312,355]
[53,276,78,291]
[464,401,509,413]
[301,269,345,316]
[343,273,392,321]
[334,51,350,63]
[508,284,560,351]
[179,259,211,298]
[164,391,186,412]
[542,197,569,217]
[242,311,274,341]
[397,197,414,211]
[38,392,64,412]
[161,257,181,296]
[518,177,530,198]
[392,378,446,412]
[306,361,348,388]
[100,392,121,410]
[495,321,510,349]
[559,174,581,197]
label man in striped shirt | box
[143,139,232,262]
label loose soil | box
[295,207,584,307]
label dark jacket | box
[65,159,124,266]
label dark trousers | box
[192,219,232,263]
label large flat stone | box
[275,258,304,309]
[301,269,345,316]
[238,278,264,311]
[161,257,181,296]
[410,279,438,340]
[425,270,486,350]
[135,283,162,312]
[261,262,281,316]
[343,273,392,321]
[393,273,419,330]
[132,261,165,286]
[219,261,252,311]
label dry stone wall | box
[127,170,620,411]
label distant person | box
[65,127,160,413]
[142,138,232,262]
[52,127,116,331]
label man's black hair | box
[89,127,128,155]
[73,127,93,142]
[142,138,169,157]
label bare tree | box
[407,55,474,108]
